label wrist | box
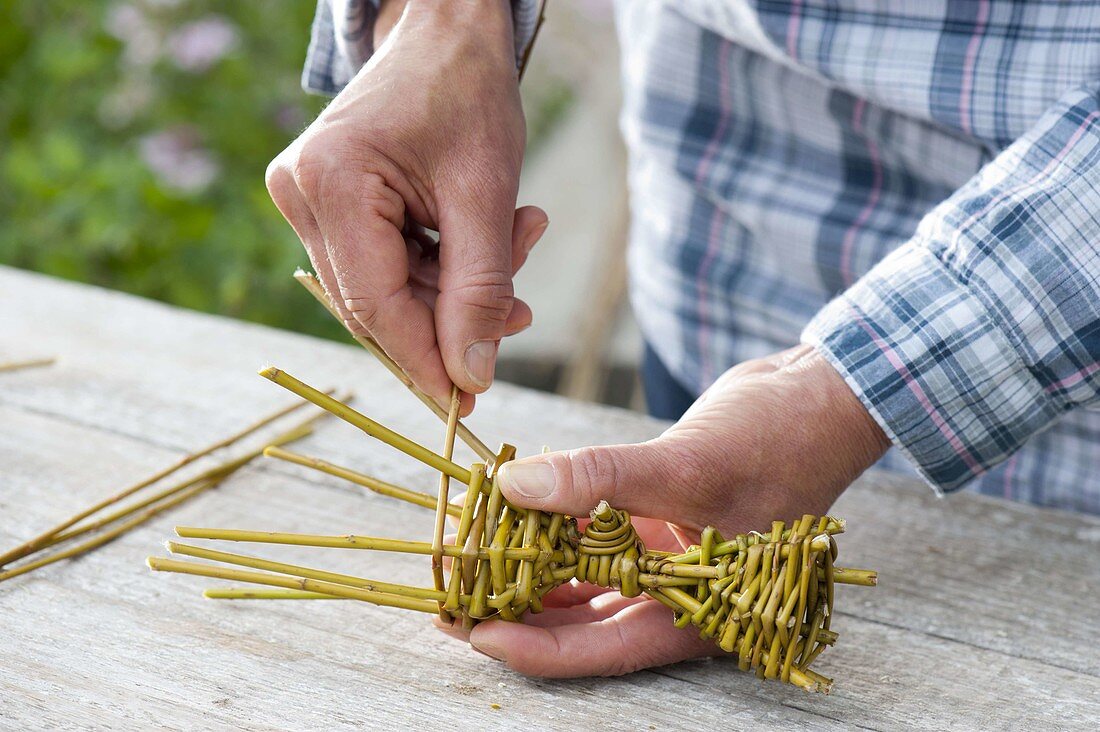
[378,0,516,67]
[403,0,512,30]
[785,345,890,480]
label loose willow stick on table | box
[46,422,320,548]
[204,588,346,600]
[147,557,439,614]
[0,394,325,567]
[263,446,460,518]
[259,367,472,484]
[0,357,55,373]
[0,482,216,582]
[294,269,494,462]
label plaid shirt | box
[304,1,1100,516]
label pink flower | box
[167,16,239,73]
[139,127,220,193]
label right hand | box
[266,0,547,414]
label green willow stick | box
[433,386,462,620]
[258,367,472,484]
[263,446,460,518]
[47,423,317,548]
[146,557,439,614]
[0,394,326,568]
[0,412,328,580]
[0,482,218,582]
[666,521,844,565]
[166,541,456,603]
[172,526,553,562]
[0,357,55,373]
[293,269,494,462]
[204,588,345,600]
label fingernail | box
[464,340,497,389]
[498,461,556,500]
[523,220,549,255]
[471,636,507,661]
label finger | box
[305,169,453,404]
[524,592,646,628]
[266,160,359,335]
[510,205,549,274]
[541,579,614,608]
[494,441,684,519]
[435,186,518,395]
[468,599,717,677]
[431,588,640,641]
[503,298,532,336]
[411,287,531,337]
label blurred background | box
[0,0,641,409]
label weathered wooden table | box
[2,266,1098,730]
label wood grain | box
[2,266,1098,730]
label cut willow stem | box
[433,386,462,619]
[263,446,460,519]
[0,410,328,579]
[46,422,318,548]
[166,541,467,607]
[259,366,472,484]
[146,557,439,614]
[828,567,877,586]
[204,588,345,600]
[0,481,217,582]
[0,357,55,373]
[172,526,551,562]
[0,394,326,568]
[293,269,494,462]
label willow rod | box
[172,526,553,562]
[166,541,455,602]
[0,482,218,582]
[46,423,318,549]
[204,588,345,600]
[433,386,462,619]
[0,357,55,373]
[146,557,439,614]
[262,446,460,518]
[259,366,472,484]
[293,269,494,462]
[0,394,327,568]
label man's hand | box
[435,345,889,676]
[267,0,546,414]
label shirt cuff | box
[303,0,543,96]
[802,243,1057,493]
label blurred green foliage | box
[0,0,338,338]
[0,0,575,341]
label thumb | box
[435,193,517,395]
[495,442,682,518]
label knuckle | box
[291,147,329,197]
[345,296,382,333]
[569,447,620,504]
[449,269,514,321]
[656,437,714,510]
[344,286,411,338]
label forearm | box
[805,81,1100,492]
[304,0,539,95]
[377,0,514,49]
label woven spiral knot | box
[576,501,644,597]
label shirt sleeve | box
[803,82,1100,493]
[302,0,544,95]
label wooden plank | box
[3,266,1100,728]
[3,407,1097,729]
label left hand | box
[434,344,889,676]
